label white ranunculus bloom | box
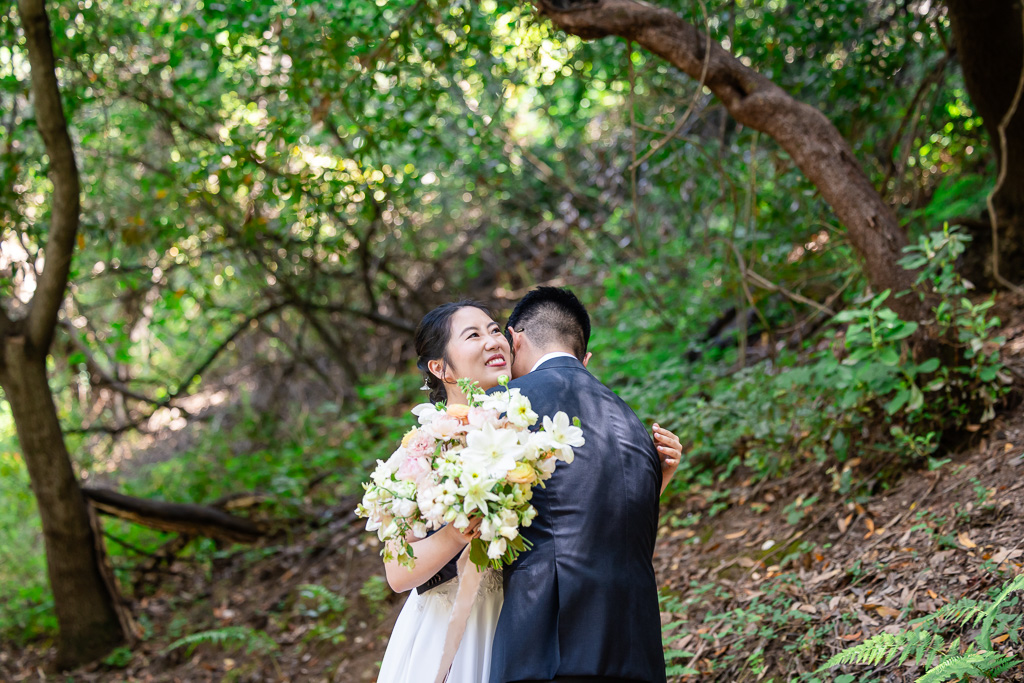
[538,457,557,477]
[370,458,398,486]
[498,509,519,539]
[479,515,497,542]
[487,537,507,560]
[393,497,417,518]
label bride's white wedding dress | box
[377,569,503,683]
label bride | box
[375,300,682,683]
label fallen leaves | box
[957,531,977,549]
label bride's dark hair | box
[415,300,492,403]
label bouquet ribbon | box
[433,545,484,683]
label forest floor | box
[4,310,1024,682]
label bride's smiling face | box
[436,306,511,391]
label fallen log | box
[82,486,265,543]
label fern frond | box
[933,598,988,629]
[164,626,279,657]
[822,629,944,670]
[916,650,1017,683]
[902,630,947,667]
[979,573,1024,648]
[298,583,347,614]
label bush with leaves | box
[820,573,1024,682]
[633,224,1010,494]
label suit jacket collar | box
[529,355,586,373]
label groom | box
[489,287,666,683]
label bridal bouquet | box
[356,376,584,570]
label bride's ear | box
[427,359,447,383]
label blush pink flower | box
[397,453,431,483]
[468,407,501,429]
[427,416,462,440]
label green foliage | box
[0,404,53,643]
[625,223,1009,496]
[102,646,134,669]
[164,625,279,657]
[359,575,392,619]
[899,225,1008,424]
[821,573,1024,681]
[296,584,348,644]
[661,572,843,681]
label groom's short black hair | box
[506,286,591,359]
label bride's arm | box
[384,519,480,593]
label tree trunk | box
[946,0,1024,286]
[527,0,928,322]
[0,337,124,670]
[4,0,127,668]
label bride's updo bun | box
[415,300,492,404]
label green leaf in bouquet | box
[469,538,489,568]
[508,534,527,553]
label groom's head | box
[506,286,591,378]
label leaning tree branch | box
[17,0,80,354]
[530,0,924,321]
[82,487,264,544]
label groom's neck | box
[514,344,574,378]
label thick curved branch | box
[533,0,924,321]
[17,0,80,353]
[82,487,264,544]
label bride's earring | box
[420,377,430,391]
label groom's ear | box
[507,326,523,351]
[582,351,592,367]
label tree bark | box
[0,342,124,670]
[527,0,927,322]
[946,0,1024,286]
[1,0,127,669]
[17,0,81,352]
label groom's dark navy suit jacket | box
[487,356,666,683]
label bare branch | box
[629,0,711,172]
[17,0,80,354]
[65,302,287,435]
[60,319,162,406]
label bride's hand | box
[448,516,482,546]
[652,423,683,494]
